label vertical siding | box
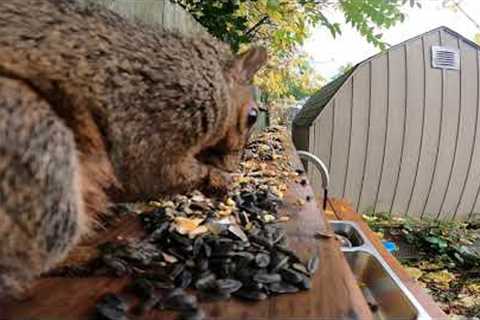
[456,51,480,220]
[375,47,406,213]
[423,31,461,218]
[343,64,370,211]
[358,56,388,213]
[329,80,353,198]
[441,41,478,219]
[390,38,424,215]
[307,104,334,193]
[407,31,443,217]
[303,28,480,220]
[318,103,334,173]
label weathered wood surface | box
[327,198,448,320]
[1,135,372,320]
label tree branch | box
[245,16,269,37]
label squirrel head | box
[197,47,267,172]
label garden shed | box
[293,26,480,221]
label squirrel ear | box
[229,47,267,83]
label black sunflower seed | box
[255,253,271,268]
[268,282,300,294]
[307,255,320,275]
[291,263,309,275]
[270,255,289,273]
[233,289,268,301]
[129,278,154,300]
[195,273,216,291]
[253,273,281,284]
[176,270,193,289]
[280,268,306,285]
[95,293,129,320]
[164,289,198,312]
[215,279,243,294]
[170,264,185,281]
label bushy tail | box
[0,77,86,298]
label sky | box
[303,0,480,81]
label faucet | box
[297,151,330,210]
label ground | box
[363,213,480,319]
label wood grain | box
[1,134,372,320]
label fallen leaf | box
[174,217,203,235]
[423,270,455,289]
[188,225,208,239]
[405,267,423,280]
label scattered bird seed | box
[268,282,300,294]
[253,273,282,284]
[76,128,320,319]
[94,293,130,320]
[307,255,320,275]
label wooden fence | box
[78,0,207,36]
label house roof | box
[293,26,480,128]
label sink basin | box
[330,221,365,247]
[344,251,417,320]
[329,221,430,320]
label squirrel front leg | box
[160,156,233,196]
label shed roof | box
[292,65,357,127]
[293,26,480,128]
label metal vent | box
[431,46,460,70]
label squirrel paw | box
[0,275,33,302]
[205,168,233,196]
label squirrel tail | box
[0,77,87,298]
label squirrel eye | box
[247,104,258,127]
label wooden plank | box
[2,132,372,320]
[407,31,442,218]
[328,198,448,320]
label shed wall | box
[307,29,480,220]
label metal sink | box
[329,221,430,320]
[330,221,365,247]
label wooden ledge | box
[1,130,373,320]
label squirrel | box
[0,0,267,297]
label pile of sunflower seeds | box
[91,127,318,319]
